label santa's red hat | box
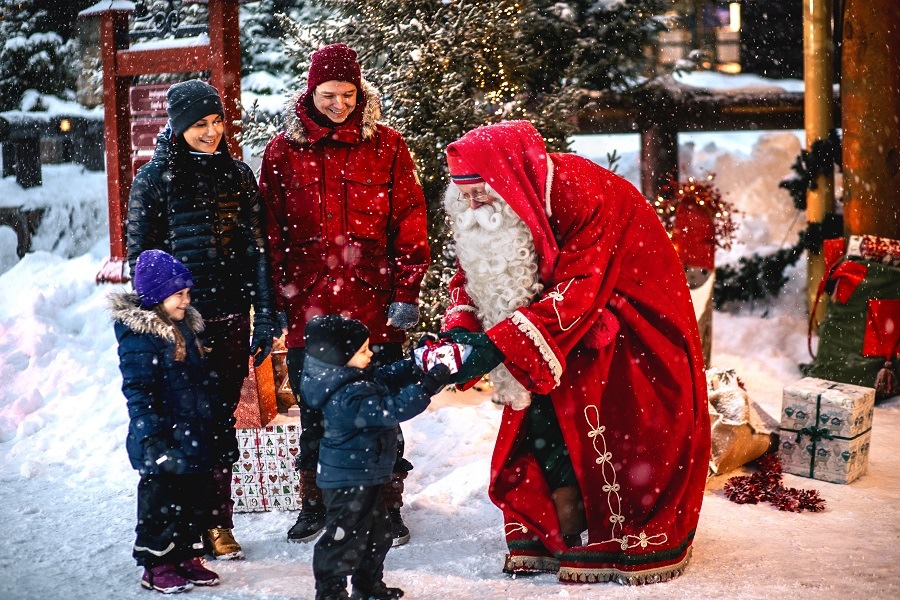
[306,43,362,93]
[671,201,716,270]
[446,121,559,283]
[446,151,485,184]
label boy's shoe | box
[350,581,405,600]
[387,508,409,547]
[141,564,194,594]
[176,556,220,586]
[316,576,350,600]
[206,527,244,560]
[287,504,326,543]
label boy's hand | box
[421,363,452,394]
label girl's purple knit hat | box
[133,249,194,308]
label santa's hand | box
[448,331,504,384]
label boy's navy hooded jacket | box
[299,355,441,489]
[109,291,219,475]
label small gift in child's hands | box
[413,337,472,375]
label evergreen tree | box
[0,0,85,110]
[241,0,326,83]
[523,0,665,93]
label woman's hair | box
[152,304,206,361]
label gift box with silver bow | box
[778,377,875,484]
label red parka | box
[259,83,429,347]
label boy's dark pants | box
[287,342,411,473]
[134,473,213,567]
[314,484,393,591]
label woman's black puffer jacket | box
[126,126,274,322]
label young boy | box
[300,314,451,600]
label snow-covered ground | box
[1,126,898,599]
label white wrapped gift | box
[413,340,472,374]
[778,377,875,484]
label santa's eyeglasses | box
[458,189,492,204]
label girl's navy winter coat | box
[110,292,218,475]
[299,355,435,489]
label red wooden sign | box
[86,0,243,284]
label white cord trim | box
[505,521,530,535]
[539,280,582,331]
[510,311,562,385]
[583,404,668,551]
[544,154,554,217]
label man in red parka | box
[441,121,711,585]
[259,44,430,547]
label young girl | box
[300,315,451,600]
[109,249,222,594]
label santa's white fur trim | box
[510,311,563,386]
[544,154,554,217]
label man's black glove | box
[277,311,289,334]
[142,436,184,475]
[421,363,452,394]
[250,311,278,367]
[448,331,505,384]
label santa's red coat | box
[444,153,710,584]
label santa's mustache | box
[455,202,505,231]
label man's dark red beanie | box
[306,43,362,93]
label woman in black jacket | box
[126,80,277,560]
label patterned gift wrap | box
[778,378,875,484]
[846,234,900,267]
[231,423,302,512]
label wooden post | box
[842,0,900,241]
[640,122,678,201]
[209,0,243,159]
[803,0,836,317]
[95,6,133,284]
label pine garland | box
[778,130,842,211]
[713,213,844,308]
[723,454,826,513]
[713,130,843,307]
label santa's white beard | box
[444,187,543,410]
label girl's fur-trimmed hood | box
[107,291,204,341]
[283,79,382,145]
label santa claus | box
[441,121,711,585]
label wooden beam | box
[576,90,841,134]
[116,46,211,77]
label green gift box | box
[778,377,875,484]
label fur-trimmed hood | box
[107,291,204,341]
[283,78,382,145]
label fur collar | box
[283,78,382,145]
[107,291,204,342]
